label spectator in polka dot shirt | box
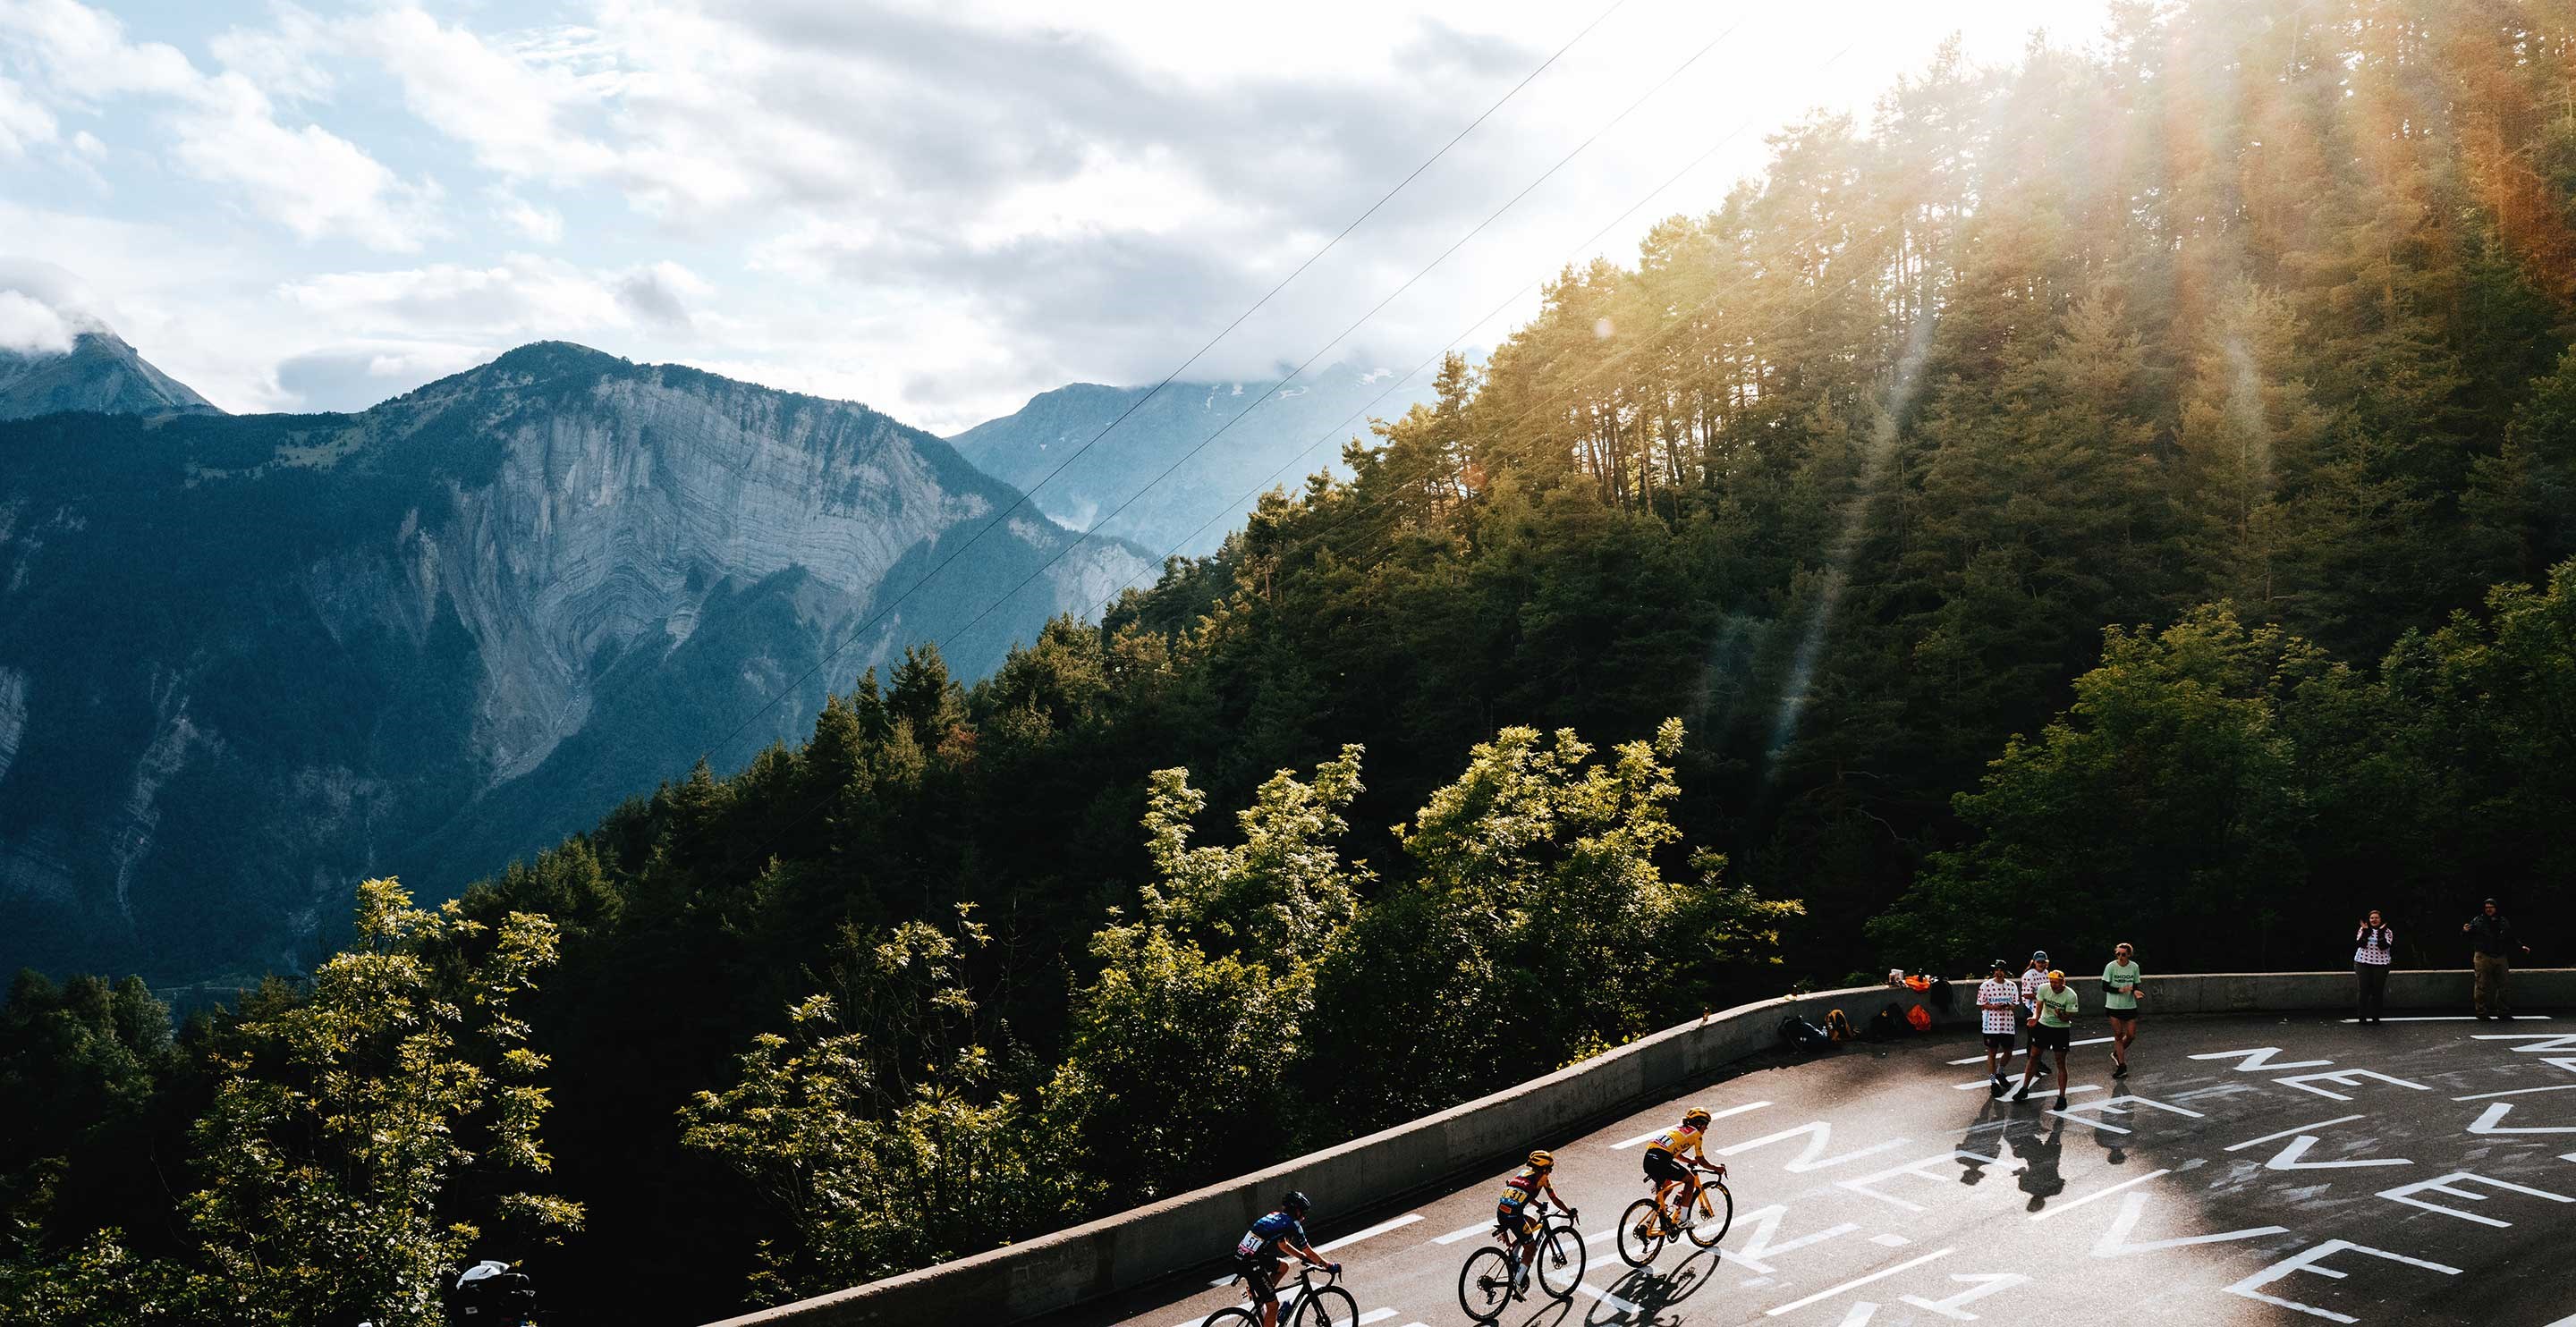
[1976,959,2021,1095]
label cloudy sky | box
[0,0,2111,433]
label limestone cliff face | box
[0,342,1149,983]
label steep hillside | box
[0,330,219,420]
[0,342,1150,982]
[949,362,1439,554]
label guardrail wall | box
[708,965,2572,1327]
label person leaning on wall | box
[2462,898,2531,1020]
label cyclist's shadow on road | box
[1578,1242,1723,1327]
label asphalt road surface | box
[1044,1010,2576,1327]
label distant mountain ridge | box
[0,340,1150,983]
[0,330,220,420]
[950,363,1440,556]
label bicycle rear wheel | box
[1685,1178,1733,1247]
[1616,1196,1668,1268]
[1295,1284,1359,1327]
[1199,1309,1260,1327]
[1536,1223,1585,1299]
[1458,1246,1515,1323]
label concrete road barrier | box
[705,966,2572,1327]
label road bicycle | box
[1202,1262,1357,1327]
[1616,1160,1732,1268]
[1457,1197,1583,1322]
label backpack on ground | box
[1776,1014,1833,1050]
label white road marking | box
[2453,1083,2576,1102]
[2473,1034,2576,1052]
[2223,1239,2462,1321]
[2088,1191,2287,1256]
[2223,1114,2367,1151]
[2273,1069,2432,1101]
[1834,1304,1878,1326]
[1610,1100,1771,1147]
[2046,1094,2207,1135]
[2029,1167,2172,1221]
[2376,1171,2576,1227]
[1585,1229,1616,1246]
[1432,1222,1488,1245]
[1207,1213,1420,1283]
[2339,1020,2555,1030]
[1573,1281,1644,1315]
[1764,1247,1954,1315]
[2469,1101,2576,1135]
[1870,1232,1910,1247]
[1945,1036,2112,1065]
[1356,1311,1395,1325]
[1316,1214,1420,1254]
[2264,1134,2411,1170]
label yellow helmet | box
[1683,1106,1712,1127]
[1527,1149,1554,1169]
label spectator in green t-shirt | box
[2102,943,2143,1080]
[2012,970,2079,1110]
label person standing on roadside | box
[2464,899,2530,1020]
[2101,943,2143,1078]
[2353,910,2395,1024]
[2013,969,2078,1110]
[1976,959,2021,1095]
[2020,951,2054,1079]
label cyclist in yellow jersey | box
[1494,1149,1575,1298]
[1640,1106,1724,1221]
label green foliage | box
[1,881,575,1327]
[680,907,1046,1304]
[1876,564,2576,970]
[176,878,578,1327]
[1045,749,1368,1204]
[1311,722,1796,1122]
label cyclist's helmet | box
[1282,1190,1312,1215]
[1527,1149,1555,1170]
[1683,1106,1712,1127]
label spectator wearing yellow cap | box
[2012,968,2078,1109]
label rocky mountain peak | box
[0,329,221,421]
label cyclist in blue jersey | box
[1232,1190,1336,1327]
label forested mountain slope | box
[0,342,1150,983]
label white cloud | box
[208,3,334,104]
[340,7,619,182]
[0,74,55,156]
[0,0,438,250]
[278,255,706,339]
[493,194,564,243]
[0,290,76,353]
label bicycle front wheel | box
[1458,1246,1515,1323]
[1296,1284,1359,1327]
[1536,1223,1586,1299]
[1686,1178,1733,1247]
[1616,1196,1668,1268]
